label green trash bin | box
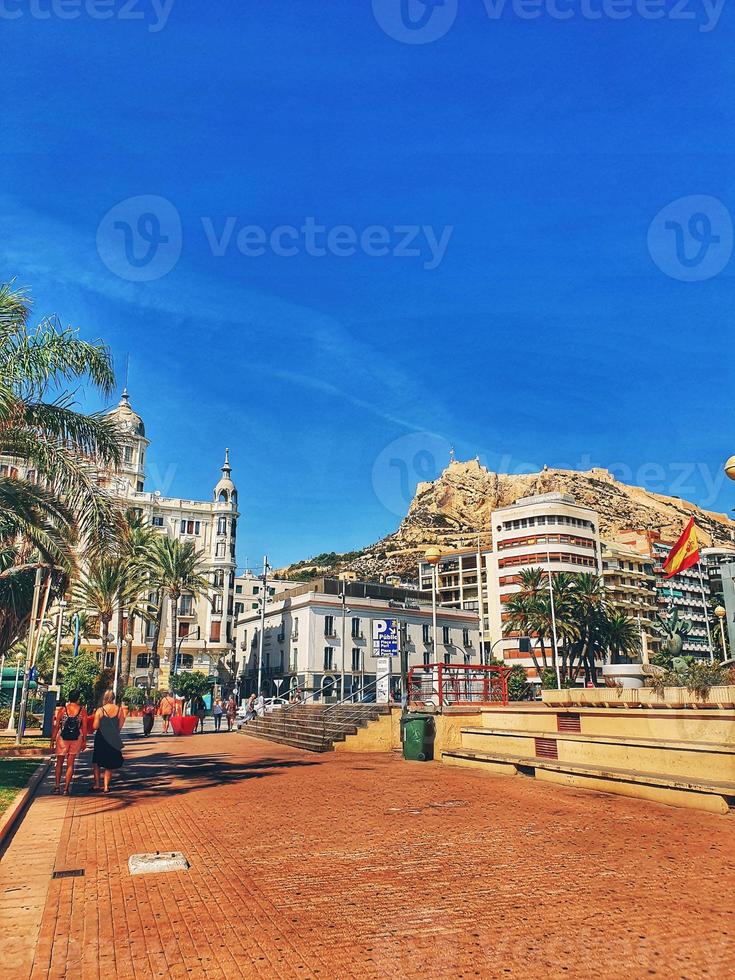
[402,714,434,762]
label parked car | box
[236,697,288,722]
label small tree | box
[172,670,211,704]
[61,653,101,708]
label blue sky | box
[3,0,735,567]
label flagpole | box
[697,562,714,662]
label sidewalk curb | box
[0,757,52,856]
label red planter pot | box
[170,715,198,736]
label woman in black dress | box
[92,690,127,792]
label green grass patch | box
[0,759,41,817]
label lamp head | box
[424,546,442,566]
[725,456,735,482]
[715,605,726,619]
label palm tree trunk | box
[123,613,134,686]
[170,593,178,675]
[538,634,548,669]
[100,615,110,665]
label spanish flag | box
[662,517,700,578]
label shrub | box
[507,665,531,701]
[122,686,145,709]
[172,671,211,702]
[540,667,558,690]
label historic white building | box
[2,389,240,690]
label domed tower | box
[213,448,238,506]
[106,389,149,493]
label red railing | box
[408,663,510,709]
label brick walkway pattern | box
[2,727,734,979]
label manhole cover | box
[52,869,84,879]
[128,852,190,876]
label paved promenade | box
[1,725,734,979]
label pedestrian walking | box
[192,693,207,733]
[92,690,127,793]
[212,697,224,732]
[159,691,175,733]
[244,693,256,722]
[225,694,237,731]
[255,693,265,717]
[51,690,87,795]
[142,696,156,737]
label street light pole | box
[257,555,268,696]
[546,549,562,690]
[339,588,347,702]
[424,547,441,660]
[16,569,42,745]
[476,535,486,665]
[715,606,727,658]
[7,655,23,732]
[51,599,67,689]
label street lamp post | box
[715,605,728,658]
[52,599,67,689]
[424,547,441,659]
[6,653,24,732]
[173,625,200,676]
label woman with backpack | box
[51,690,87,795]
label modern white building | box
[234,578,480,701]
[488,493,602,680]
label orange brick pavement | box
[1,729,734,979]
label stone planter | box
[601,664,647,689]
[708,684,735,708]
[540,689,570,706]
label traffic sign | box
[372,619,398,657]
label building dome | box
[214,448,237,504]
[107,388,145,437]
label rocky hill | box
[278,459,735,582]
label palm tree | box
[503,568,551,678]
[0,282,123,659]
[603,611,641,665]
[567,573,608,684]
[118,510,159,685]
[73,557,143,665]
[150,537,210,683]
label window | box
[178,654,194,669]
[290,649,298,672]
[235,602,244,616]
[351,648,361,672]
[105,651,114,669]
[179,595,194,615]
[324,647,335,670]
[212,569,224,588]
[124,445,133,463]
[136,654,148,669]
[292,617,299,639]
[423,648,431,667]
[180,519,201,535]
[215,542,225,558]
[213,594,223,614]
[324,615,335,637]
[217,517,228,535]
[442,625,450,645]
[178,622,190,638]
[422,623,430,644]
[145,619,156,639]
[444,650,451,664]
[235,584,243,594]
[252,602,258,610]
[151,515,164,527]
[210,621,221,642]
[351,617,361,639]
[463,628,470,647]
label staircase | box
[240,703,392,753]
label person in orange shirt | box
[159,691,176,733]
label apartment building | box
[488,493,602,680]
[417,546,491,652]
[600,541,658,655]
[234,578,479,701]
